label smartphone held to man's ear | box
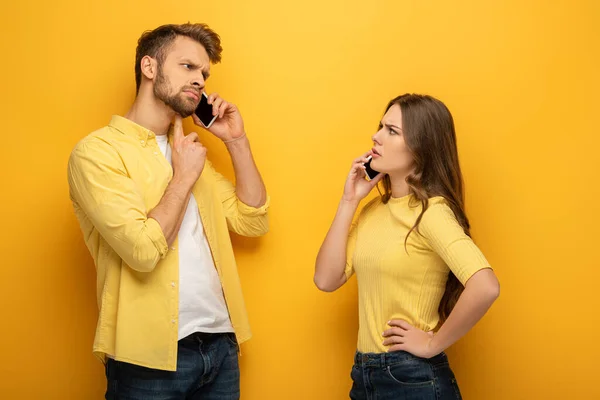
[195,92,218,128]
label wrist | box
[170,173,195,192]
[340,197,360,209]
[224,132,248,146]
[428,336,444,357]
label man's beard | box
[154,67,197,117]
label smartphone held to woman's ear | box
[363,155,380,181]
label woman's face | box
[370,104,414,176]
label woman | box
[314,94,500,399]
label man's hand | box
[171,115,207,187]
[192,93,246,142]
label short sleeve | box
[419,202,491,285]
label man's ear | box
[140,55,158,81]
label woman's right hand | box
[342,153,384,203]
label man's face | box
[153,36,211,117]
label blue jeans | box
[105,332,239,400]
[350,350,462,400]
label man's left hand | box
[192,92,246,142]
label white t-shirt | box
[155,134,233,340]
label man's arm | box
[68,117,207,272]
[224,136,267,207]
[192,94,269,237]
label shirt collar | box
[108,115,157,143]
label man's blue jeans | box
[105,332,239,400]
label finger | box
[351,160,369,174]
[353,154,370,164]
[218,101,229,119]
[351,162,365,171]
[387,320,412,330]
[387,344,406,353]
[382,327,406,337]
[173,115,184,143]
[212,101,222,116]
[382,336,405,346]
[185,132,199,143]
[193,142,206,154]
[211,98,224,116]
[361,151,373,162]
[207,92,219,104]
[349,163,366,178]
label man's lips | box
[184,90,199,101]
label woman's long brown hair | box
[379,94,470,323]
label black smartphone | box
[364,155,380,181]
[194,92,218,128]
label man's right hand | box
[171,115,206,187]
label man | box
[67,23,269,399]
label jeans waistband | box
[180,331,232,343]
[354,350,448,368]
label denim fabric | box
[105,332,239,400]
[350,350,462,400]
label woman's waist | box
[354,349,448,368]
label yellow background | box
[1,0,599,398]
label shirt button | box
[154,151,158,155]
[171,319,176,324]
[140,140,145,145]
[171,247,176,251]
[171,282,176,287]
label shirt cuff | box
[237,195,271,216]
[146,217,169,259]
